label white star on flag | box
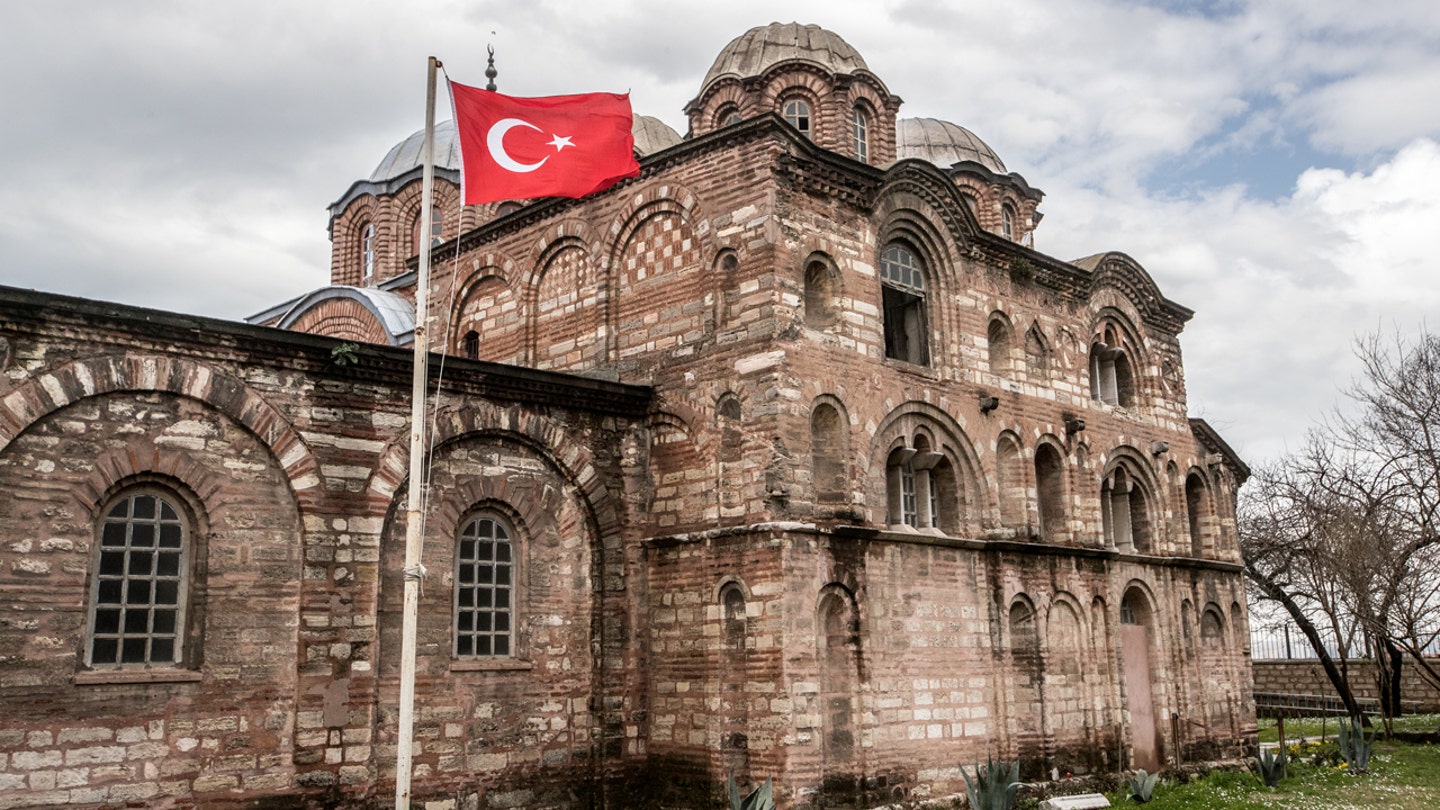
[547,134,574,152]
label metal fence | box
[1250,625,1440,660]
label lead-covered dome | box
[632,115,682,156]
[700,22,868,96]
[369,119,463,182]
[896,117,1007,174]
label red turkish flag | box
[449,82,641,205]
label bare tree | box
[1241,329,1440,725]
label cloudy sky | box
[3,0,1438,463]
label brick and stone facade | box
[2,21,1254,810]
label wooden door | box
[1122,623,1161,771]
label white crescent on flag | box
[486,118,548,173]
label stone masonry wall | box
[0,288,650,809]
[1252,658,1440,713]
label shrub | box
[727,774,774,810]
[961,756,1021,810]
[1338,717,1375,774]
[1124,768,1159,803]
[1255,747,1287,787]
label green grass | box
[1101,741,1440,809]
[1256,714,1440,743]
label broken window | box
[880,244,929,365]
[782,97,812,139]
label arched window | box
[803,257,841,330]
[1089,333,1136,407]
[887,446,918,529]
[722,584,748,650]
[885,435,952,533]
[988,315,1014,375]
[88,489,193,667]
[1001,204,1016,240]
[852,106,870,164]
[360,222,376,284]
[494,201,522,218]
[782,97,812,139]
[454,514,515,657]
[461,330,480,359]
[412,204,443,254]
[880,243,929,365]
[1102,466,1151,552]
[717,104,742,127]
[960,192,979,217]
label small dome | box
[369,119,463,182]
[700,22,868,95]
[896,117,1007,174]
[632,115,682,156]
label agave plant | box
[960,756,1021,810]
[727,774,775,810]
[1256,746,1287,787]
[1125,768,1160,803]
[1338,716,1375,774]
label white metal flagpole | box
[396,54,440,810]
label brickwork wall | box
[0,290,649,809]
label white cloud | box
[1040,138,1440,460]
[2,0,1440,468]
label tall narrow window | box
[880,244,929,365]
[88,490,191,667]
[461,330,480,359]
[455,514,515,657]
[1102,467,1150,552]
[783,98,812,139]
[1090,325,1137,407]
[412,204,443,254]
[886,438,951,533]
[360,223,376,284]
[852,106,870,164]
[1002,204,1016,240]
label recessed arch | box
[1035,439,1068,542]
[1102,451,1160,553]
[987,312,1014,376]
[810,396,850,505]
[873,402,987,536]
[803,252,843,331]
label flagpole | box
[396,54,439,810]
